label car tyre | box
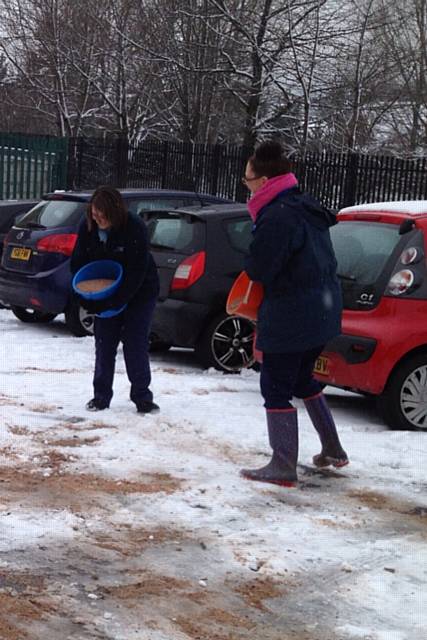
[195,312,256,373]
[64,298,94,337]
[378,353,427,431]
[11,306,56,324]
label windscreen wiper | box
[337,273,356,281]
[149,242,175,250]
[25,222,47,229]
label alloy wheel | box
[210,315,255,373]
[79,308,95,334]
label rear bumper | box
[324,334,377,364]
[315,333,380,394]
[0,264,71,314]
[316,300,427,395]
[151,297,212,347]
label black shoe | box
[136,401,160,414]
[86,398,109,411]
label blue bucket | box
[72,260,127,318]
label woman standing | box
[71,186,160,414]
[240,141,348,487]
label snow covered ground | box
[0,308,425,640]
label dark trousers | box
[93,296,156,406]
[260,346,324,410]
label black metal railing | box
[66,138,252,202]
[2,132,426,208]
[66,137,427,209]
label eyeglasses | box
[241,175,259,185]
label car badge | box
[16,232,24,240]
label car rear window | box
[15,200,86,229]
[146,212,205,254]
[128,197,201,215]
[331,221,401,284]
[224,218,253,254]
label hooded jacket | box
[71,212,159,311]
[245,187,342,353]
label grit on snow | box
[0,309,425,640]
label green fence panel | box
[0,132,68,200]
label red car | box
[315,200,427,431]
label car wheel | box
[378,353,427,431]
[11,306,56,323]
[64,299,94,337]
[195,312,256,373]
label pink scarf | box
[247,173,298,221]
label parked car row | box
[0,189,230,336]
[1,192,427,431]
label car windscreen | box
[146,212,205,254]
[330,221,401,285]
[15,200,86,229]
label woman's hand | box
[79,297,107,314]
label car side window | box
[224,218,253,254]
[128,197,197,215]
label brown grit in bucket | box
[76,278,115,292]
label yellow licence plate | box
[11,247,31,261]
[314,356,330,376]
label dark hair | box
[249,140,292,179]
[87,186,128,231]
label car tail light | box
[400,247,421,265]
[387,269,415,295]
[37,233,78,256]
[171,251,206,290]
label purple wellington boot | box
[303,392,349,468]
[240,409,298,487]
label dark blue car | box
[0,189,229,335]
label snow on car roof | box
[340,200,427,216]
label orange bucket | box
[226,271,264,321]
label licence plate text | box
[314,356,329,376]
[11,247,31,261]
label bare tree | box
[96,0,234,143]
[66,0,163,142]
[313,0,401,153]
[378,0,427,154]
[0,0,103,136]
[0,0,425,156]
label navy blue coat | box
[245,187,342,353]
[71,212,159,311]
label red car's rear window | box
[331,221,401,285]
